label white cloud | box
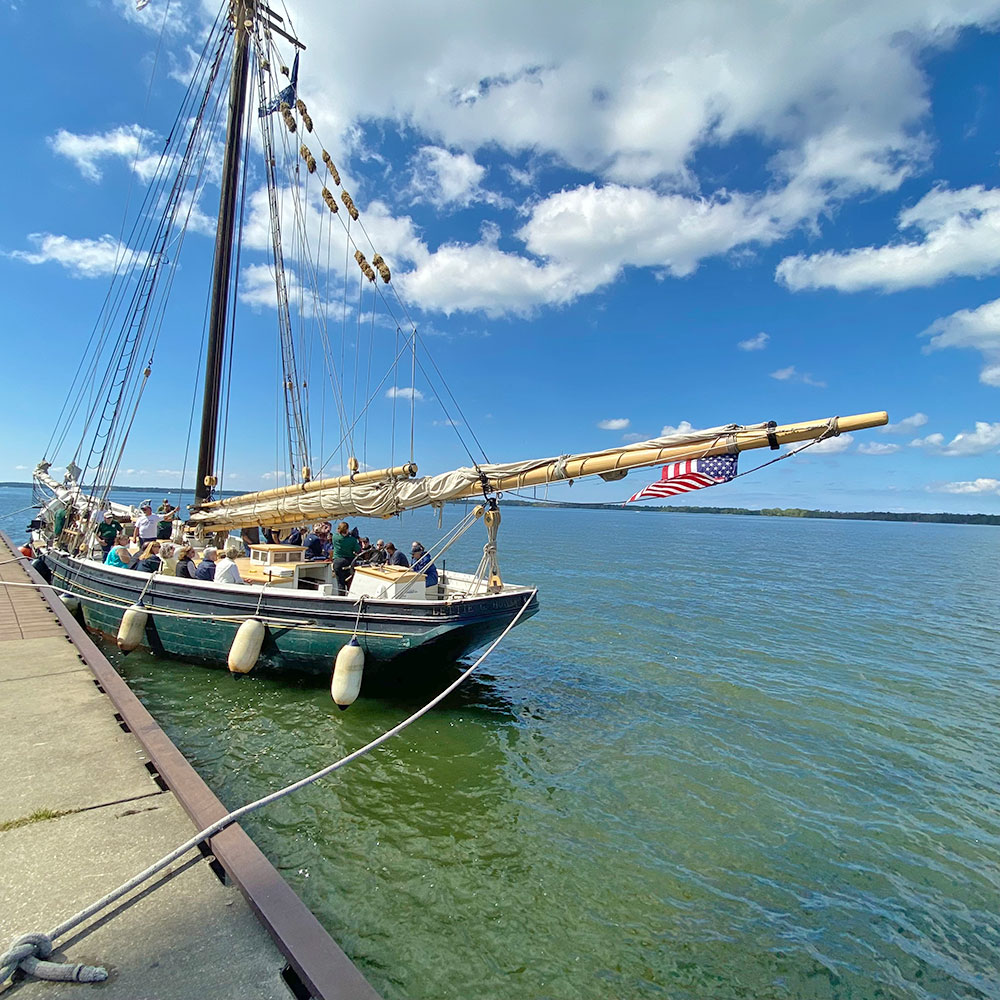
[660,421,694,436]
[911,421,1000,455]
[239,263,304,310]
[738,332,769,351]
[769,365,825,387]
[397,182,806,317]
[923,297,1000,387]
[49,125,161,182]
[598,418,630,430]
[520,183,785,281]
[8,233,148,278]
[70,0,1000,325]
[928,478,1000,495]
[881,412,928,434]
[857,442,900,455]
[396,240,570,318]
[261,470,289,481]
[112,0,189,33]
[802,433,854,454]
[285,0,980,197]
[410,146,501,209]
[76,0,1000,322]
[386,386,425,401]
[776,185,1000,292]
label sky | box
[1,0,1000,513]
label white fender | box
[117,604,148,652]
[229,618,265,674]
[60,593,81,614]
[331,638,365,709]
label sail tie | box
[766,421,779,450]
[552,454,571,481]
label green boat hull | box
[45,551,539,680]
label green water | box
[4,490,998,998]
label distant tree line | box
[495,498,1000,525]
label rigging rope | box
[50,9,231,479]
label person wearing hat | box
[132,502,161,548]
[410,542,438,588]
[156,502,178,540]
[96,510,122,562]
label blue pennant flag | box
[259,52,299,117]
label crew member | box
[96,511,122,561]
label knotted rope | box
[0,933,107,985]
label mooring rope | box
[0,588,537,986]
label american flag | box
[624,452,739,503]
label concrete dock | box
[0,534,380,999]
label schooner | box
[30,1,888,695]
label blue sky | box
[1,0,999,513]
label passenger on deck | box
[354,537,373,565]
[321,521,338,559]
[410,542,438,588]
[303,523,328,561]
[331,521,361,595]
[195,546,218,581]
[159,543,177,576]
[105,537,133,568]
[136,541,162,574]
[284,525,304,546]
[371,539,387,565]
[174,545,197,579]
[215,541,245,585]
[385,542,408,567]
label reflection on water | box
[4,486,1000,999]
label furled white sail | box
[34,463,135,522]
[187,416,883,531]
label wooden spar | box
[475,410,889,494]
[188,411,887,530]
[192,461,419,510]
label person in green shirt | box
[96,512,122,561]
[156,503,178,540]
[330,521,360,595]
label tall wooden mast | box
[194,0,255,506]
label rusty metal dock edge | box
[3,533,381,1000]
